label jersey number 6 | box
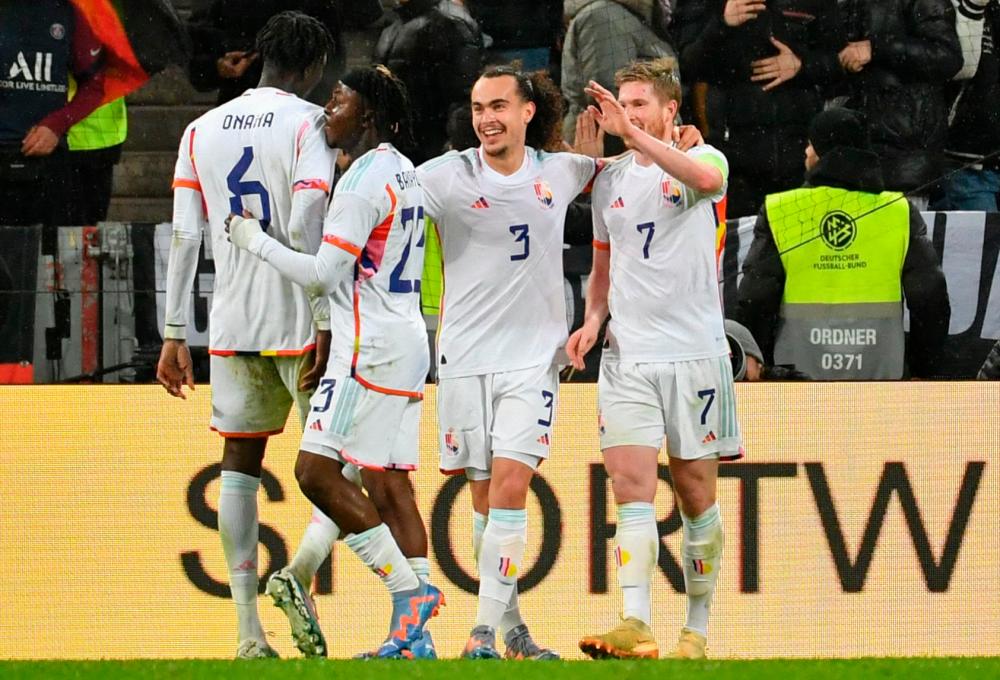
[227,146,272,231]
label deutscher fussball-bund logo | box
[821,211,857,251]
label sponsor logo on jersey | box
[50,23,66,40]
[598,413,606,436]
[374,563,394,578]
[661,179,683,206]
[702,431,716,444]
[692,558,712,575]
[444,428,459,455]
[499,557,518,577]
[537,433,550,446]
[235,559,256,572]
[610,196,625,209]
[534,180,554,209]
[309,420,323,431]
[471,197,490,209]
[614,545,631,567]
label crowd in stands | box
[3,0,1000,380]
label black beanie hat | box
[808,108,869,156]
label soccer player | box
[568,59,741,660]
[226,64,444,659]
[417,66,598,660]
[156,12,346,659]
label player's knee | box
[294,452,329,502]
[675,486,715,518]
[609,470,656,504]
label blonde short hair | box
[614,57,682,106]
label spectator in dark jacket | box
[673,0,846,219]
[933,0,1000,211]
[835,0,963,206]
[374,0,484,162]
[186,0,381,105]
[736,108,951,379]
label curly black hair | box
[340,64,415,150]
[255,11,333,77]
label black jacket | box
[735,146,951,378]
[837,0,963,191]
[673,0,845,178]
[374,0,483,163]
[186,0,381,105]
[945,2,1000,168]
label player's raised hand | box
[298,330,331,392]
[566,321,600,371]
[673,124,704,151]
[585,80,633,140]
[225,209,263,251]
[750,37,802,91]
[574,109,605,158]
[157,339,195,399]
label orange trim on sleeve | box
[323,234,362,257]
[593,239,611,251]
[172,178,201,192]
[293,178,330,194]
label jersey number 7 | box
[227,146,272,231]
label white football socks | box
[408,556,430,581]
[615,502,659,626]
[473,511,524,634]
[476,509,527,629]
[288,505,340,590]
[343,523,419,594]
[219,470,265,643]
[681,503,723,636]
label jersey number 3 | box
[227,146,272,231]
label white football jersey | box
[418,147,597,378]
[172,87,337,354]
[322,143,429,397]
[592,145,730,362]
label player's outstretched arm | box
[567,245,611,370]
[584,80,723,195]
[226,211,357,296]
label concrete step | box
[125,104,210,152]
[113,151,176,198]
[127,65,216,107]
[106,197,173,224]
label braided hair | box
[339,65,415,150]
[479,64,565,152]
[255,11,333,77]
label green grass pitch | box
[1,659,998,679]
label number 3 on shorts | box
[312,378,337,413]
[697,388,715,425]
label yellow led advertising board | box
[0,383,996,658]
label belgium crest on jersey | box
[534,179,554,210]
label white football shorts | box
[598,355,742,460]
[299,373,422,471]
[437,363,559,478]
[210,353,312,437]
